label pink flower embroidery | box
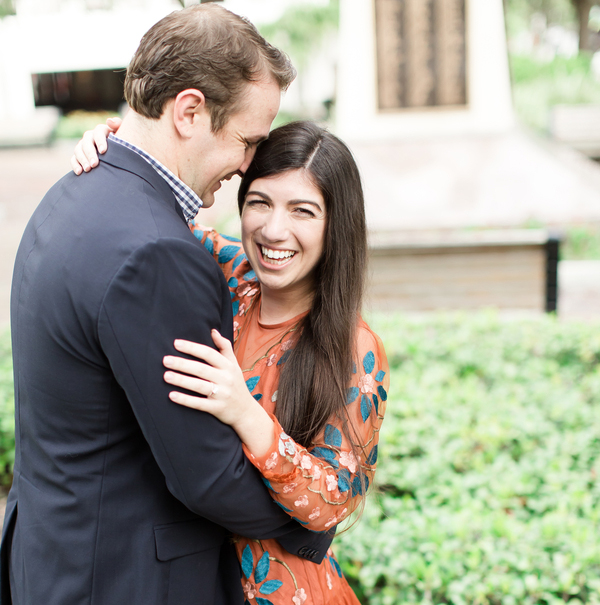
[233,321,239,332]
[312,466,322,481]
[339,507,348,519]
[272,390,278,403]
[246,288,258,297]
[283,483,297,494]
[324,516,337,528]
[300,455,312,470]
[358,374,375,394]
[339,451,357,473]
[239,284,251,297]
[264,452,278,470]
[326,572,333,590]
[281,339,293,351]
[266,353,277,366]
[309,507,321,520]
[294,495,309,508]
[326,475,337,492]
[292,588,307,605]
[243,581,256,600]
[238,303,247,316]
[292,451,302,466]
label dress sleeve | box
[189,222,248,287]
[243,322,389,532]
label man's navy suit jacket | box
[0,144,331,604]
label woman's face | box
[241,169,327,301]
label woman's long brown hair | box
[238,121,367,454]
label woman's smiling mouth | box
[260,245,296,265]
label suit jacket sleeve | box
[97,237,333,558]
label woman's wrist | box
[232,395,276,458]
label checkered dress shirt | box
[109,133,203,222]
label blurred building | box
[335,0,600,314]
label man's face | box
[185,78,281,209]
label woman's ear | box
[172,89,211,139]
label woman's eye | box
[246,199,268,207]
[295,207,315,217]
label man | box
[0,5,332,604]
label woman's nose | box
[261,210,288,242]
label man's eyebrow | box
[245,135,268,146]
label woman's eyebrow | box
[289,200,324,211]
[245,190,272,201]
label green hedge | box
[0,330,14,488]
[336,313,600,605]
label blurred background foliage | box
[0,0,15,18]
[336,312,600,605]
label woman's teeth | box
[261,246,295,265]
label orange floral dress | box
[190,223,389,605]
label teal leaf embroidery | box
[352,362,357,374]
[346,387,359,404]
[375,370,385,382]
[253,393,263,401]
[245,376,260,393]
[351,474,369,496]
[377,385,388,401]
[193,229,204,240]
[276,501,293,513]
[277,350,291,366]
[338,469,351,492]
[218,245,241,264]
[232,254,247,271]
[232,300,239,316]
[361,394,372,423]
[202,236,214,255]
[363,350,375,374]
[373,393,379,415]
[310,447,336,462]
[256,599,274,605]
[228,277,238,288]
[366,445,378,466]
[241,545,253,579]
[254,551,270,583]
[259,580,283,595]
[221,234,241,242]
[329,555,343,578]
[324,424,342,448]
[243,269,256,281]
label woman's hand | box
[163,330,275,456]
[71,117,122,175]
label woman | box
[73,120,389,605]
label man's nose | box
[239,148,255,175]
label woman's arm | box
[70,121,250,287]
[70,117,121,174]
[163,331,277,457]
[165,323,389,532]
[240,325,389,531]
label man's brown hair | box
[124,4,295,131]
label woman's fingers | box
[173,339,228,369]
[163,355,219,384]
[168,390,213,412]
[106,116,122,132]
[163,369,213,397]
[211,330,237,364]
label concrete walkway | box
[1,137,599,328]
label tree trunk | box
[574,0,592,52]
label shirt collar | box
[108,133,203,222]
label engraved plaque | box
[375,0,467,110]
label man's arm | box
[98,237,332,559]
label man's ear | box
[172,89,211,139]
